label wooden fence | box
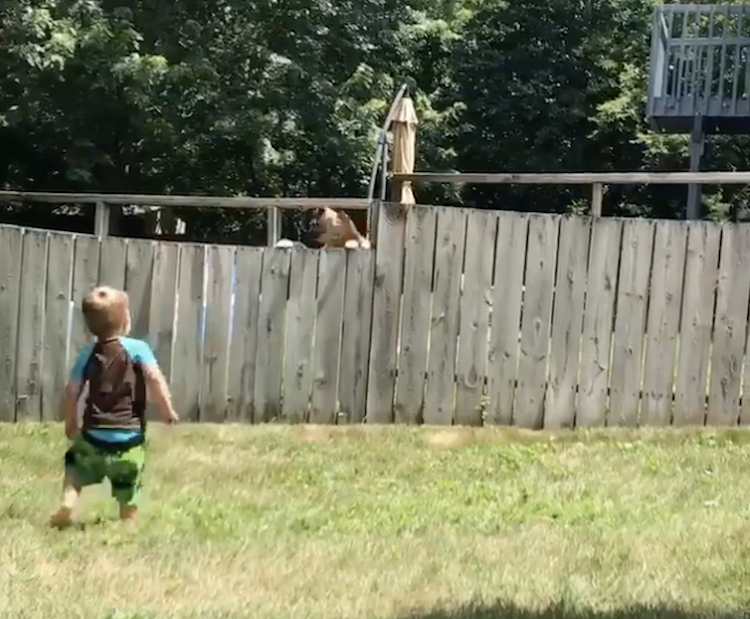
[3,202,750,427]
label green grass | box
[3,423,750,619]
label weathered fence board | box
[486,213,528,426]
[42,232,73,420]
[0,227,23,421]
[707,225,750,425]
[367,202,407,423]
[0,226,22,421]
[673,223,720,426]
[99,237,127,290]
[310,250,347,423]
[423,208,466,425]
[15,230,48,421]
[577,219,622,427]
[641,221,687,426]
[609,220,654,427]
[124,240,155,339]
[282,249,318,423]
[201,245,234,422]
[69,236,100,360]
[455,209,496,426]
[227,247,263,422]
[172,244,205,421]
[515,215,559,429]
[254,249,291,422]
[545,216,591,429]
[394,206,437,424]
[339,250,375,423]
[149,242,179,380]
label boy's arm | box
[136,342,179,424]
[64,346,90,439]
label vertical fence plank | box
[98,237,127,290]
[455,210,496,426]
[609,219,654,427]
[42,232,73,420]
[124,240,155,339]
[254,248,291,422]
[641,221,688,426]
[282,249,318,423]
[227,247,263,422]
[578,219,622,427]
[339,250,375,423]
[201,245,235,422]
[544,216,591,429]
[0,226,22,421]
[423,208,466,425]
[69,235,101,361]
[486,213,528,426]
[707,225,750,425]
[172,244,205,421]
[148,241,179,380]
[367,202,407,424]
[394,206,437,424]
[514,215,560,429]
[15,230,48,421]
[674,222,720,426]
[310,250,347,423]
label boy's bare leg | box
[49,473,81,529]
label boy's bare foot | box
[119,505,138,527]
[49,506,74,530]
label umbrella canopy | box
[390,96,418,204]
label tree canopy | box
[2,0,749,239]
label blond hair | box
[81,286,131,339]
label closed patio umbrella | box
[390,96,418,204]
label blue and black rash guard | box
[69,336,158,446]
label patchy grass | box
[2,423,750,619]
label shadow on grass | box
[397,602,747,619]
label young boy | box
[49,285,179,529]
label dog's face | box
[314,207,371,249]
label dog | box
[315,207,371,249]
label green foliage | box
[1,0,749,234]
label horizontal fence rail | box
[0,191,372,209]
[4,203,750,428]
[391,171,750,184]
[391,171,750,217]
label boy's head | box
[81,286,131,339]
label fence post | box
[267,207,281,246]
[590,183,603,218]
[94,201,110,236]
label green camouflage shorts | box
[64,435,146,507]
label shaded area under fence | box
[2,203,750,427]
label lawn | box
[2,423,750,619]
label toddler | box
[49,286,179,528]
